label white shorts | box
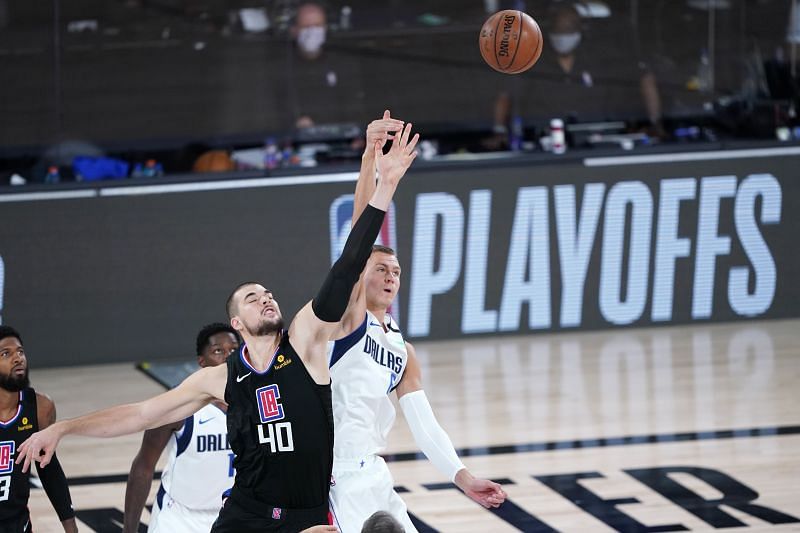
[328,455,418,533]
[148,490,220,533]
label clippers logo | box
[256,384,285,424]
[329,195,400,321]
[0,441,14,474]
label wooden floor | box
[28,319,800,532]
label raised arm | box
[352,110,405,225]
[397,343,506,509]
[290,122,419,369]
[34,394,78,533]
[17,364,226,472]
[123,422,181,533]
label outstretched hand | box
[375,121,419,187]
[365,109,405,153]
[455,470,507,509]
[15,425,61,473]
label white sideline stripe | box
[0,190,97,203]
[98,172,358,197]
[583,146,800,167]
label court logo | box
[329,194,400,322]
[0,441,15,474]
[255,384,285,423]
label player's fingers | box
[21,451,31,473]
[383,109,391,120]
[400,122,413,147]
[405,133,420,154]
[15,441,26,464]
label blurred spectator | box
[518,3,663,132]
[361,510,405,533]
[292,2,328,61]
[282,2,368,130]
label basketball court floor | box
[27,318,800,532]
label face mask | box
[297,25,326,55]
[549,32,581,55]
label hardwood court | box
[28,319,800,532]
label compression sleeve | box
[312,204,385,322]
[37,453,75,521]
[399,390,466,482]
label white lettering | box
[554,183,605,327]
[408,193,464,336]
[257,422,294,453]
[462,190,497,333]
[499,187,551,330]
[730,174,781,316]
[652,178,696,321]
[599,181,653,325]
[692,176,737,318]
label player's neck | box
[368,306,388,328]
[0,388,20,417]
[242,331,282,371]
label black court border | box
[50,425,800,487]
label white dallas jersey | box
[158,403,233,510]
[329,311,408,459]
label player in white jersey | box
[327,111,507,532]
[123,323,239,533]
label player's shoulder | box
[34,390,56,427]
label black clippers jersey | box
[225,332,333,509]
[0,388,38,521]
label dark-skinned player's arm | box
[16,364,227,473]
[290,122,419,372]
[396,343,507,509]
[123,421,182,533]
[35,393,78,533]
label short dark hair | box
[226,281,262,319]
[372,244,397,257]
[0,326,22,345]
[196,323,238,357]
[361,511,405,533]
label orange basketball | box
[479,10,543,74]
[193,149,235,172]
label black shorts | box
[211,489,329,533]
[0,510,32,533]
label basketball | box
[193,149,235,172]
[479,10,543,74]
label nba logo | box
[272,507,282,520]
[255,384,285,424]
[329,195,400,322]
[0,441,15,474]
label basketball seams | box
[505,11,524,72]
[493,13,503,71]
[480,9,542,74]
[510,15,543,74]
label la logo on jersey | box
[255,385,295,453]
[256,384,285,423]
[0,441,15,474]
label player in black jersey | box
[0,326,77,533]
[16,121,418,533]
